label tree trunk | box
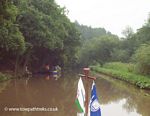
[15,54,20,77]
[23,51,31,72]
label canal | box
[0,72,150,116]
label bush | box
[0,72,11,82]
[132,44,150,75]
[103,62,134,73]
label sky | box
[55,0,150,37]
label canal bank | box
[91,65,150,89]
[95,74,150,116]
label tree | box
[74,22,114,42]
[122,26,134,39]
[78,35,119,66]
[0,0,81,76]
[132,44,150,75]
[0,0,25,72]
[111,49,130,62]
[16,0,80,71]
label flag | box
[89,81,101,116]
[75,77,85,113]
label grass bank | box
[90,62,150,89]
[0,72,12,82]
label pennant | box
[75,77,85,113]
[90,81,101,116]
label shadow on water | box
[0,72,149,116]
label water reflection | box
[0,80,10,93]
[0,73,149,116]
[96,74,150,116]
[101,99,141,116]
[0,73,79,116]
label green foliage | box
[0,0,81,74]
[78,16,150,66]
[111,49,130,62]
[75,21,114,41]
[132,44,150,75]
[0,0,25,55]
[0,25,25,53]
[15,0,79,68]
[121,26,134,39]
[0,72,11,82]
[1,0,150,76]
[78,35,119,66]
[91,64,150,89]
[103,62,135,73]
[136,22,150,44]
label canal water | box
[0,72,150,116]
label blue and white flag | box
[89,81,101,116]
